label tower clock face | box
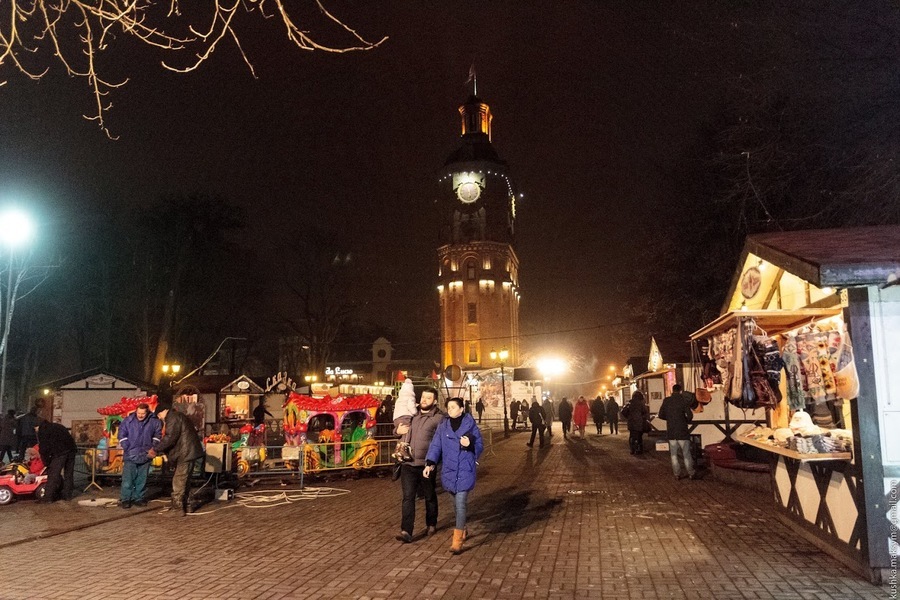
[457,181,481,203]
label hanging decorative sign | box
[740,266,762,300]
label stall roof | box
[690,308,843,340]
[738,225,900,291]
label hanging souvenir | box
[780,335,806,410]
[834,326,860,400]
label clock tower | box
[437,93,521,369]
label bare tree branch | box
[0,0,387,137]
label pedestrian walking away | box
[590,396,605,435]
[526,400,546,448]
[149,400,204,515]
[622,391,650,454]
[424,397,483,554]
[509,399,519,431]
[557,397,572,439]
[475,398,484,423]
[572,396,589,439]
[541,396,554,437]
[118,402,162,508]
[395,387,444,543]
[35,418,77,502]
[658,384,698,480]
[605,395,620,435]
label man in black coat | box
[526,401,546,448]
[658,384,697,480]
[149,401,204,515]
[35,419,78,502]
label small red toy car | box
[0,463,48,505]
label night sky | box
[0,3,887,382]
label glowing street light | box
[0,207,35,412]
[0,208,35,249]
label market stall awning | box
[689,308,843,340]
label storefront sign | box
[325,367,354,376]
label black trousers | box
[608,419,619,434]
[400,463,437,535]
[561,419,571,437]
[629,431,644,454]
[45,451,76,501]
[529,424,545,446]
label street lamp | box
[490,348,509,436]
[0,208,35,412]
[304,374,317,394]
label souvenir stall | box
[281,392,380,473]
[691,225,900,583]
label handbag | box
[391,462,402,481]
[642,418,652,433]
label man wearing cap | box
[149,401,203,515]
[118,402,162,509]
[35,418,78,502]
[658,384,698,480]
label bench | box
[704,442,769,473]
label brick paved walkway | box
[0,429,890,600]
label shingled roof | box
[743,225,900,288]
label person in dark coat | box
[658,384,697,479]
[424,397,483,554]
[395,387,444,543]
[475,398,484,423]
[149,401,204,515]
[605,396,620,435]
[590,396,605,435]
[17,406,39,461]
[0,409,17,463]
[252,398,273,426]
[35,419,78,502]
[526,400,546,448]
[622,391,650,454]
[509,399,519,431]
[557,397,573,439]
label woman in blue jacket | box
[423,397,483,554]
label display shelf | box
[735,434,851,462]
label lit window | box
[468,343,478,363]
[466,260,476,280]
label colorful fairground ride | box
[204,422,268,478]
[282,392,381,473]
[85,395,160,474]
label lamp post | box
[160,363,181,399]
[0,208,35,413]
[490,348,509,436]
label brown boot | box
[450,528,464,554]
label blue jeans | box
[668,439,695,478]
[121,460,151,502]
[452,490,469,530]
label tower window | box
[467,303,477,324]
[468,343,478,364]
[466,260,476,280]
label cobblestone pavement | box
[0,429,891,600]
